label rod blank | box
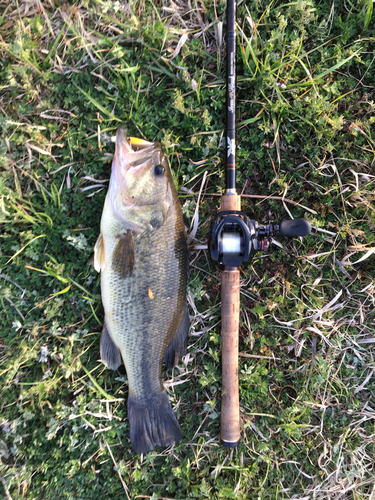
[225,0,237,192]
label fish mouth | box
[115,127,161,168]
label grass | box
[0,0,374,498]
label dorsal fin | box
[93,233,105,272]
[112,231,134,278]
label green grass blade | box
[313,52,359,81]
[6,235,46,265]
[81,365,115,400]
[43,23,67,69]
[72,83,122,122]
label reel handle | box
[220,194,241,447]
[278,218,311,237]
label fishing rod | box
[208,0,311,448]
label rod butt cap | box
[221,438,240,448]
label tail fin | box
[128,391,182,454]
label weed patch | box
[0,1,374,499]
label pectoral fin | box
[100,322,122,370]
[93,233,105,272]
[112,231,134,278]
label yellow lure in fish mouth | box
[129,136,154,149]
[112,128,157,153]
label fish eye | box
[154,165,165,176]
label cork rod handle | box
[220,194,241,447]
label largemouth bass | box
[93,127,188,454]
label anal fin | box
[164,306,189,369]
[100,322,122,370]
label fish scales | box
[103,210,187,400]
[94,127,188,454]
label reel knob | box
[277,218,311,237]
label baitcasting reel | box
[208,211,311,268]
